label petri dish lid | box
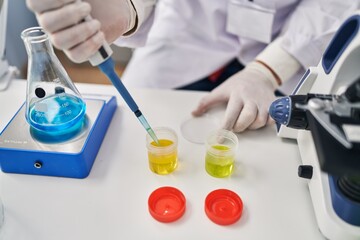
[148,186,186,223]
[181,114,220,144]
[205,189,243,225]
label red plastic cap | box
[205,189,243,225]
[148,186,186,223]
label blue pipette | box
[97,57,159,145]
[74,5,159,145]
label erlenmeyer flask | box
[21,27,86,141]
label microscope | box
[269,12,360,240]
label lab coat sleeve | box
[114,0,157,48]
[255,37,301,86]
[256,0,360,84]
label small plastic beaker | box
[205,129,238,178]
[146,127,178,175]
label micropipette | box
[78,11,159,145]
[97,57,159,145]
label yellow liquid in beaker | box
[148,139,178,175]
[205,145,234,178]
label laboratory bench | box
[0,79,325,240]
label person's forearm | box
[112,0,157,47]
[276,0,359,69]
[254,37,302,87]
[84,0,135,43]
[127,0,157,36]
[85,0,156,43]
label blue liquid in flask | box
[29,93,86,142]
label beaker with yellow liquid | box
[146,127,178,175]
[205,129,238,178]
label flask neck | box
[21,27,55,57]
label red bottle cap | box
[205,189,243,225]
[148,186,186,223]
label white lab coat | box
[115,0,359,90]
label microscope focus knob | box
[269,97,291,125]
[269,96,309,129]
[298,165,313,179]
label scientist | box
[26,0,359,132]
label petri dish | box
[148,186,186,223]
[205,189,243,225]
[181,114,220,144]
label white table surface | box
[0,79,325,240]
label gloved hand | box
[26,0,135,63]
[192,62,277,132]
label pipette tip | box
[147,128,160,145]
[137,113,159,145]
